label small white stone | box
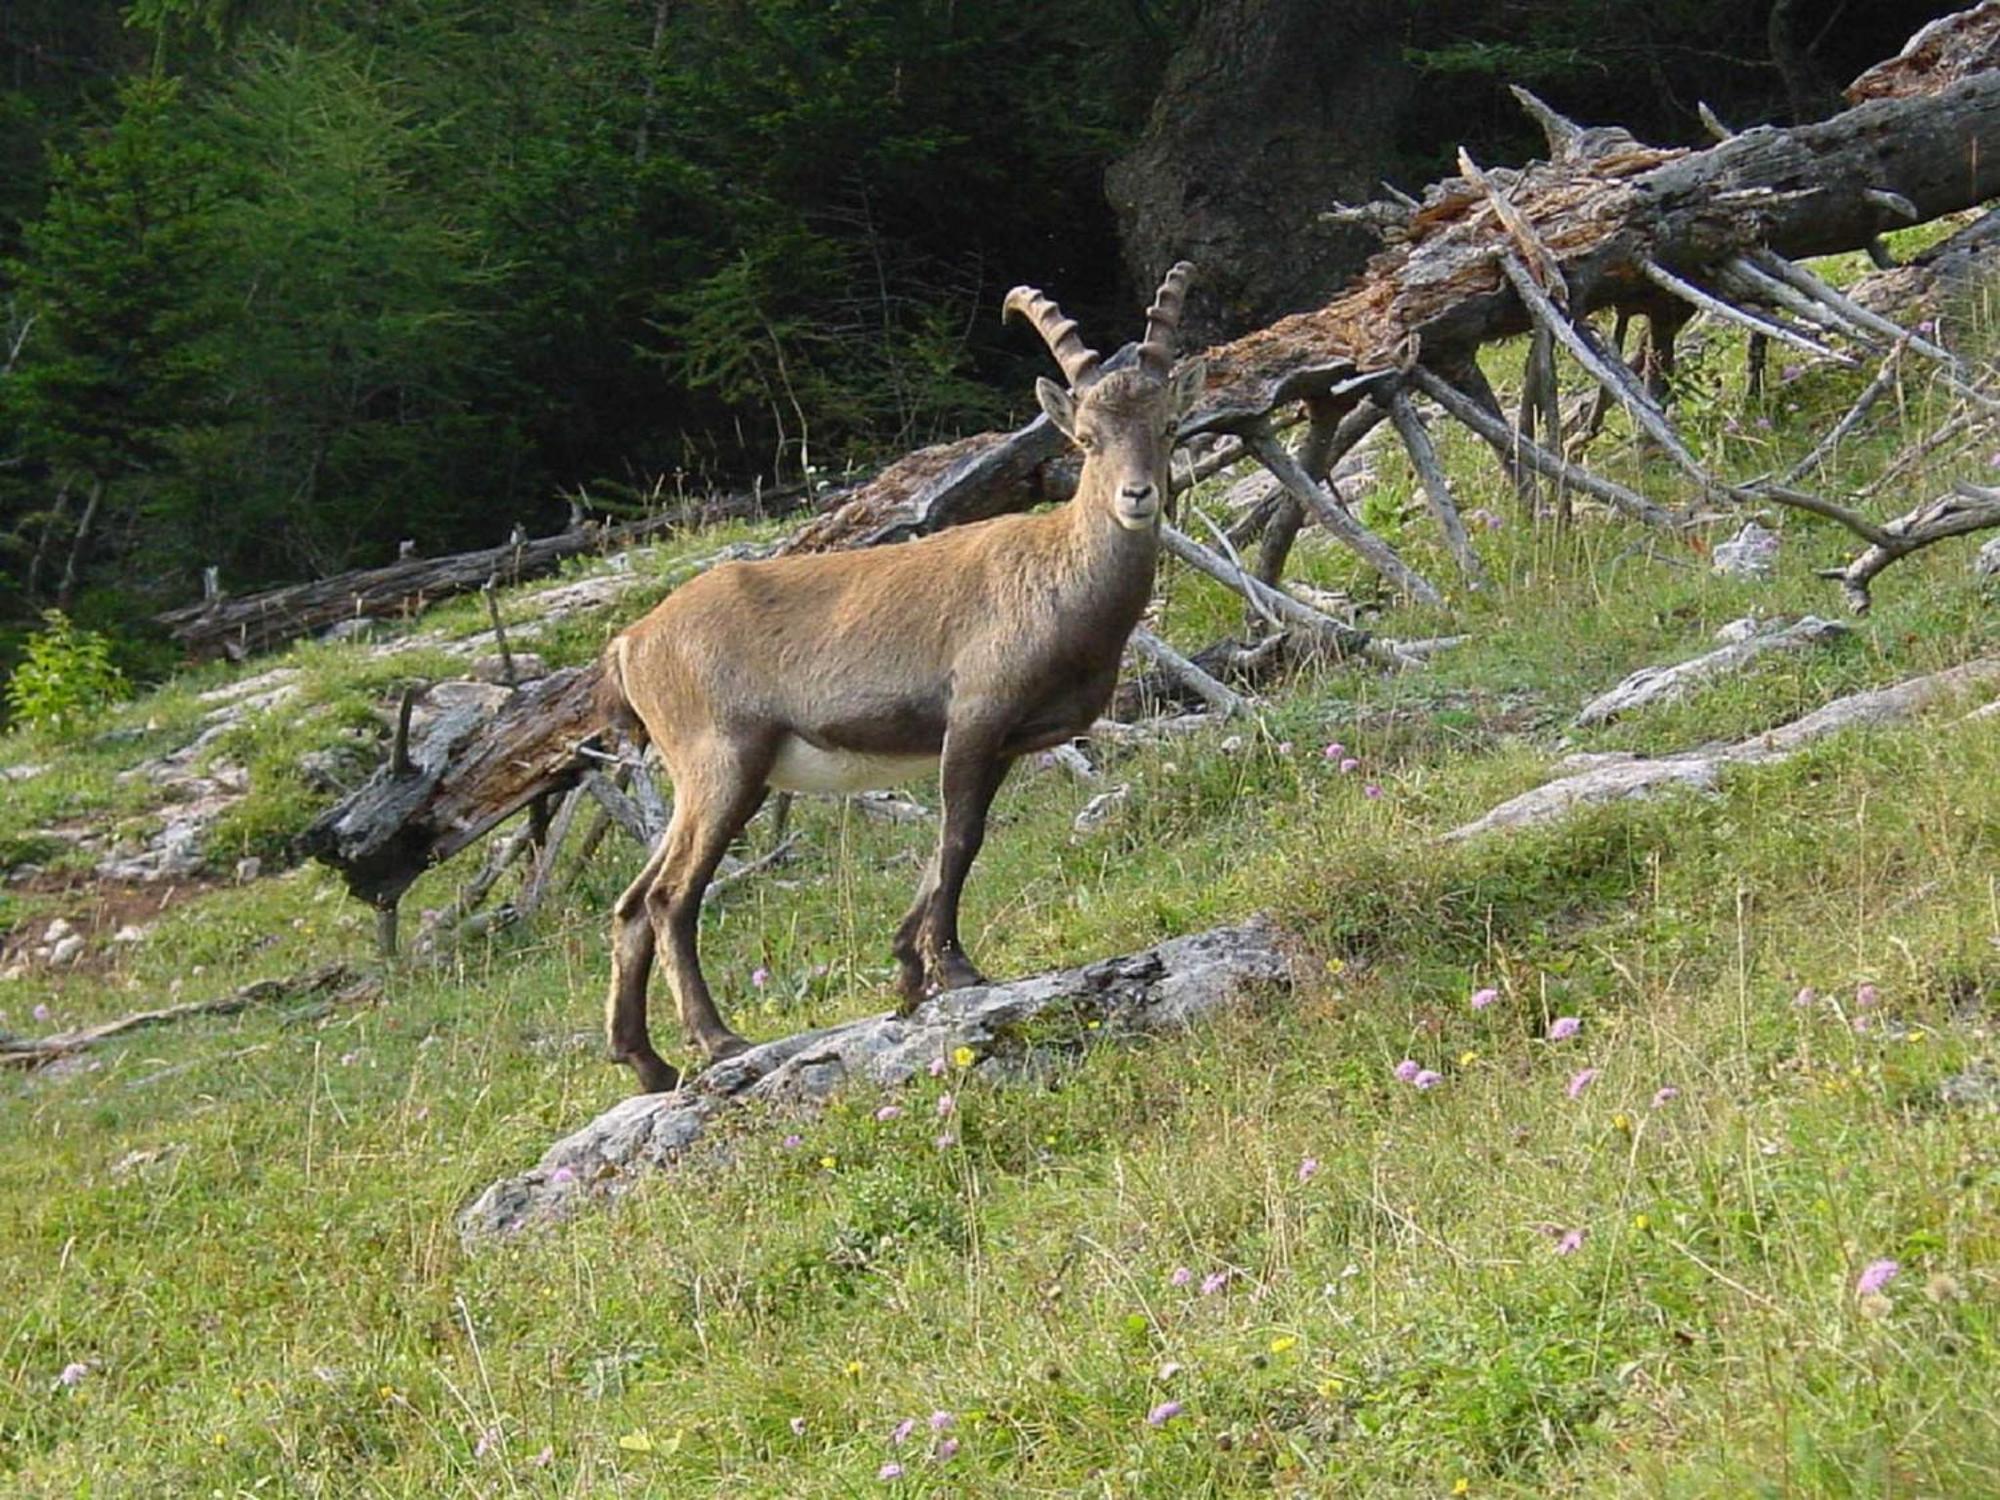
[42,917,76,944]
[49,934,85,966]
[235,856,263,884]
[1072,784,1130,833]
[1712,615,1764,644]
[1712,521,1780,580]
[110,925,148,945]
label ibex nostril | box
[1122,483,1156,502]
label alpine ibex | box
[597,264,1203,1092]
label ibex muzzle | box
[596,264,1203,1094]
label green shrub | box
[2,610,131,736]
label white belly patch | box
[768,736,936,794]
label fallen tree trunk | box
[458,917,1289,1240]
[157,490,789,662]
[789,53,2000,551]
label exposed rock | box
[852,791,931,824]
[1978,533,2000,579]
[1941,1062,2000,1110]
[1072,785,1130,833]
[1713,616,1764,644]
[422,680,515,717]
[109,925,149,945]
[399,679,520,743]
[1451,657,2000,840]
[319,617,384,643]
[195,667,303,709]
[48,935,84,967]
[1711,521,1781,579]
[470,651,549,685]
[0,763,47,783]
[1573,615,1848,727]
[42,918,76,945]
[458,918,1290,1241]
[94,809,212,882]
[298,737,374,794]
[234,856,262,884]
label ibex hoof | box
[626,1053,682,1095]
[700,1031,753,1063]
[933,953,989,992]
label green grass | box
[2,275,1998,1495]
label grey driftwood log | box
[458,917,1289,1241]
[156,493,786,663]
[1572,615,1850,727]
[1450,657,2000,840]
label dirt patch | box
[1,872,229,974]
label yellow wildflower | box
[952,1045,976,1068]
[1269,1335,1297,1355]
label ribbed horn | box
[1003,284,1102,390]
[1137,260,1196,377]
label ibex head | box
[1005,262,1205,532]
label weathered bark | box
[300,666,601,908]
[793,64,2000,554]
[1104,0,1411,347]
[1755,481,2000,613]
[158,492,784,662]
[1847,3,2000,103]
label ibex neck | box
[1058,489,1161,626]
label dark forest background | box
[0,0,1958,675]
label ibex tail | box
[595,634,648,752]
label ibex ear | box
[1035,376,1078,440]
[1170,358,1207,418]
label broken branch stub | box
[302,665,603,909]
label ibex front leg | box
[894,724,1012,1015]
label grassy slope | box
[2,257,1998,1496]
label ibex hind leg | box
[647,753,770,1066]
[891,855,940,1015]
[606,838,679,1093]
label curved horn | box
[1004,285,1102,390]
[1137,260,1196,377]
